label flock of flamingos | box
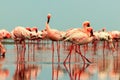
[0,13,120,64]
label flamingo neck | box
[46,23,51,33]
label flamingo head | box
[102,27,106,32]
[82,21,90,27]
[4,33,11,39]
[26,27,31,31]
[87,27,94,36]
[47,13,51,23]
[2,32,11,39]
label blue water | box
[0,40,120,80]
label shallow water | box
[0,39,120,80]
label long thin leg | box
[77,45,91,63]
[52,41,54,80]
[56,41,60,63]
[64,43,73,64]
[63,62,73,80]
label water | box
[0,39,120,80]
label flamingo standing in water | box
[63,21,93,52]
[11,26,37,49]
[0,29,10,57]
[45,13,63,63]
[64,27,95,64]
[108,30,120,49]
[93,28,115,52]
[82,21,91,28]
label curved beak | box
[47,18,50,24]
[47,14,51,24]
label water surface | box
[0,40,120,80]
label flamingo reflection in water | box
[0,56,9,80]
[109,41,120,80]
[64,60,90,80]
[97,46,111,80]
[0,29,11,56]
[13,44,41,80]
[63,41,119,80]
[52,59,65,80]
[93,28,115,53]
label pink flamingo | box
[11,26,37,49]
[0,29,11,39]
[0,42,6,56]
[109,30,120,40]
[64,27,94,44]
[45,13,63,63]
[46,14,63,41]
[109,30,120,49]
[93,28,115,51]
[63,21,92,39]
[40,29,48,39]
[64,27,95,64]
[82,21,91,28]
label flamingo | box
[63,21,92,39]
[93,29,112,41]
[0,29,11,39]
[11,26,37,49]
[93,28,115,51]
[82,21,91,28]
[109,30,120,40]
[64,27,95,64]
[64,27,94,45]
[108,30,120,49]
[45,13,64,63]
